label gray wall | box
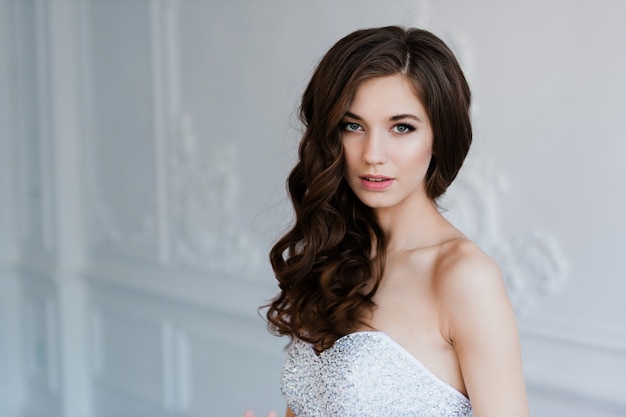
[0,0,624,416]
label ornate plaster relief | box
[168,114,262,277]
[87,180,158,257]
[443,162,569,314]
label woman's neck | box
[375,195,456,253]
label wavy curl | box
[265,26,472,352]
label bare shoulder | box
[434,239,502,291]
[432,240,529,415]
[432,239,512,333]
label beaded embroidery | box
[281,331,472,417]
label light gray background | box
[0,1,624,416]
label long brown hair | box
[266,26,472,351]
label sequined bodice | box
[281,331,473,417]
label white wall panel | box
[20,272,62,417]
[0,0,15,261]
[5,1,91,416]
[12,0,53,261]
[84,0,160,262]
[7,1,60,416]
[522,323,626,411]
[89,280,285,417]
[171,297,285,417]
[0,270,23,417]
[0,1,23,413]
[92,309,165,406]
[528,384,626,417]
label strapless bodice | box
[281,331,472,417]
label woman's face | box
[341,74,434,213]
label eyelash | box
[343,122,363,132]
[341,122,416,134]
[391,123,416,134]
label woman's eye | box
[344,122,362,132]
[392,124,415,134]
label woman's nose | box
[362,132,387,165]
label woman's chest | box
[281,332,472,417]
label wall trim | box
[520,316,626,355]
[89,276,285,416]
[83,256,275,323]
[0,269,25,415]
[521,318,626,410]
[527,379,626,415]
[0,0,17,265]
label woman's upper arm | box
[441,252,529,417]
[285,407,294,417]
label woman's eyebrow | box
[389,113,422,122]
[343,111,363,120]
[343,111,422,123]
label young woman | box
[262,25,529,417]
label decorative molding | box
[0,269,25,413]
[162,322,192,413]
[520,316,626,355]
[45,0,87,270]
[83,0,264,275]
[33,0,56,255]
[44,297,59,393]
[23,283,59,395]
[91,305,164,406]
[148,0,264,277]
[161,0,263,278]
[82,0,159,260]
[86,265,280,350]
[0,0,16,266]
[167,117,262,276]
[90,311,104,378]
[443,161,569,314]
[427,21,568,314]
[83,259,276,347]
[87,185,159,256]
[527,379,626,416]
[11,0,52,258]
[149,0,180,263]
[88,280,285,416]
[522,322,626,409]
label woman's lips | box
[359,175,394,190]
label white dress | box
[281,331,473,417]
